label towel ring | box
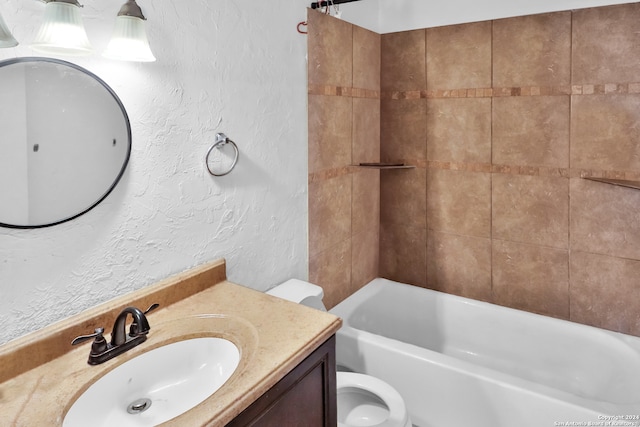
[206,133,239,176]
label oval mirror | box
[0,57,131,229]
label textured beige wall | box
[0,0,309,345]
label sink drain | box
[127,397,152,414]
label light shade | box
[0,11,18,48]
[31,1,92,56]
[103,15,155,62]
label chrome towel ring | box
[205,133,239,176]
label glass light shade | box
[0,12,18,48]
[103,15,155,62]
[31,2,92,56]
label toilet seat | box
[337,372,410,427]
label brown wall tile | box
[427,169,491,238]
[380,168,426,227]
[353,98,380,164]
[310,239,352,310]
[427,98,492,163]
[310,4,640,336]
[352,168,380,235]
[379,222,427,287]
[493,96,570,168]
[307,11,353,87]
[308,95,352,174]
[426,21,492,90]
[571,94,640,171]
[493,12,571,87]
[309,174,352,256]
[380,99,427,162]
[427,231,492,301]
[572,3,640,84]
[571,178,640,260]
[492,240,569,319]
[570,251,640,335]
[381,30,426,91]
[492,174,569,249]
[308,16,380,309]
[353,25,381,91]
[351,230,379,291]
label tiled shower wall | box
[307,11,381,308]
[380,2,640,336]
[308,3,640,336]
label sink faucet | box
[72,304,159,365]
[111,306,152,346]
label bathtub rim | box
[330,277,640,415]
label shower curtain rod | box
[311,0,361,9]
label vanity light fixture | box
[0,10,18,48]
[31,0,93,55]
[103,0,155,62]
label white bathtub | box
[329,278,640,427]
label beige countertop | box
[0,259,342,426]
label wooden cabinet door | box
[227,335,336,427]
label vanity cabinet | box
[227,335,337,427]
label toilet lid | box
[336,372,409,427]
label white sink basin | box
[63,337,240,427]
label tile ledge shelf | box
[356,163,416,169]
[583,177,640,190]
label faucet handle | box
[72,328,108,362]
[144,303,160,315]
[129,303,160,337]
[71,327,105,346]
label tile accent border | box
[381,82,640,100]
[309,161,640,184]
[308,165,355,184]
[308,84,379,99]
[310,82,640,101]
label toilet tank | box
[266,279,327,311]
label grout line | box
[567,10,574,322]
[424,27,429,285]
[489,19,495,302]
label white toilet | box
[267,279,412,427]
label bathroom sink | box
[63,337,240,427]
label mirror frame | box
[0,57,132,229]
